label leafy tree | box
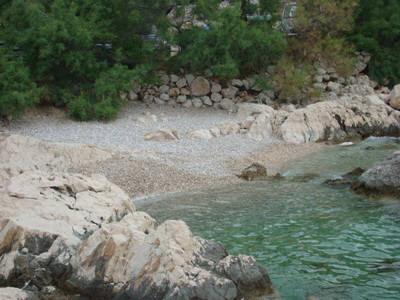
[274,0,356,103]
[351,0,400,87]
[0,50,40,118]
[170,4,286,78]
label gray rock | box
[182,100,193,108]
[218,121,240,136]
[237,163,268,181]
[219,98,236,111]
[154,97,165,105]
[353,152,400,196]
[169,87,180,97]
[160,93,170,102]
[192,98,203,108]
[327,82,341,93]
[191,77,211,96]
[144,128,179,141]
[177,95,187,103]
[180,88,191,95]
[211,93,223,103]
[128,91,138,101]
[159,85,170,94]
[0,288,38,300]
[185,74,195,85]
[211,83,222,93]
[222,86,238,99]
[201,96,213,106]
[176,78,187,89]
[231,79,243,87]
[170,74,179,83]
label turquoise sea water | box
[139,137,400,300]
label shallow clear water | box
[139,137,400,300]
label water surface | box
[139,137,400,300]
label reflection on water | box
[139,137,400,300]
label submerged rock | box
[324,168,365,187]
[352,151,400,197]
[237,163,268,181]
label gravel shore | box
[3,103,328,197]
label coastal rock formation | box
[352,151,400,196]
[278,97,400,144]
[0,134,277,300]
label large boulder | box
[191,77,211,96]
[278,97,400,144]
[389,84,400,110]
[352,151,400,196]
[0,135,278,300]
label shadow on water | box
[139,137,400,300]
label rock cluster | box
[0,134,278,300]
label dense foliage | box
[0,0,399,119]
[351,0,400,87]
[274,0,356,104]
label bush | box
[274,0,356,103]
[0,0,161,120]
[0,51,40,118]
[170,7,286,78]
[351,0,400,87]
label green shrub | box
[0,51,40,118]
[351,0,400,86]
[170,7,286,78]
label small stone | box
[326,82,341,93]
[219,98,235,111]
[161,74,170,84]
[218,121,240,136]
[241,116,255,129]
[143,94,154,104]
[159,85,169,94]
[187,129,213,139]
[176,78,187,89]
[144,129,179,141]
[182,100,192,108]
[237,163,267,181]
[222,86,238,99]
[231,79,243,87]
[210,127,221,137]
[128,91,138,101]
[202,96,213,106]
[169,88,180,97]
[180,88,191,95]
[211,83,222,93]
[160,93,170,101]
[154,98,165,105]
[242,79,250,90]
[185,74,195,85]
[170,74,179,83]
[192,98,203,108]
[120,92,128,101]
[211,93,223,103]
[177,95,187,103]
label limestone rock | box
[187,129,213,140]
[218,121,240,136]
[210,127,221,137]
[326,81,341,93]
[211,92,223,103]
[237,163,268,181]
[236,103,276,120]
[365,94,386,106]
[144,129,179,141]
[128,91,138,101]
[202,96,213,106]
[353,151,400,196]
[191,77,211,96]
[192,98,203,108]
[219,98,236,111]
[222,86,238,99]
[159,85,169,94]
[389,84,400,110]
[0,288,38,300]
[177,95,187,103]
[160,93,170,102]
[176,78,187,89]
[278,97,400,144]
[185,74,195,85]
[231,79,243,87]
[169,87,180,97]
[170,74,179,83]
[247,113,273,141]
[182,100,193,108]
[211,83,222,93]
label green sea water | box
[139,137,400,300]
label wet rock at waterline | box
[0,136,278,300]
[237,163,268,181]
[352,151,400,197]
[324,167,365,187]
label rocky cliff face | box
[0,134,278,300]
